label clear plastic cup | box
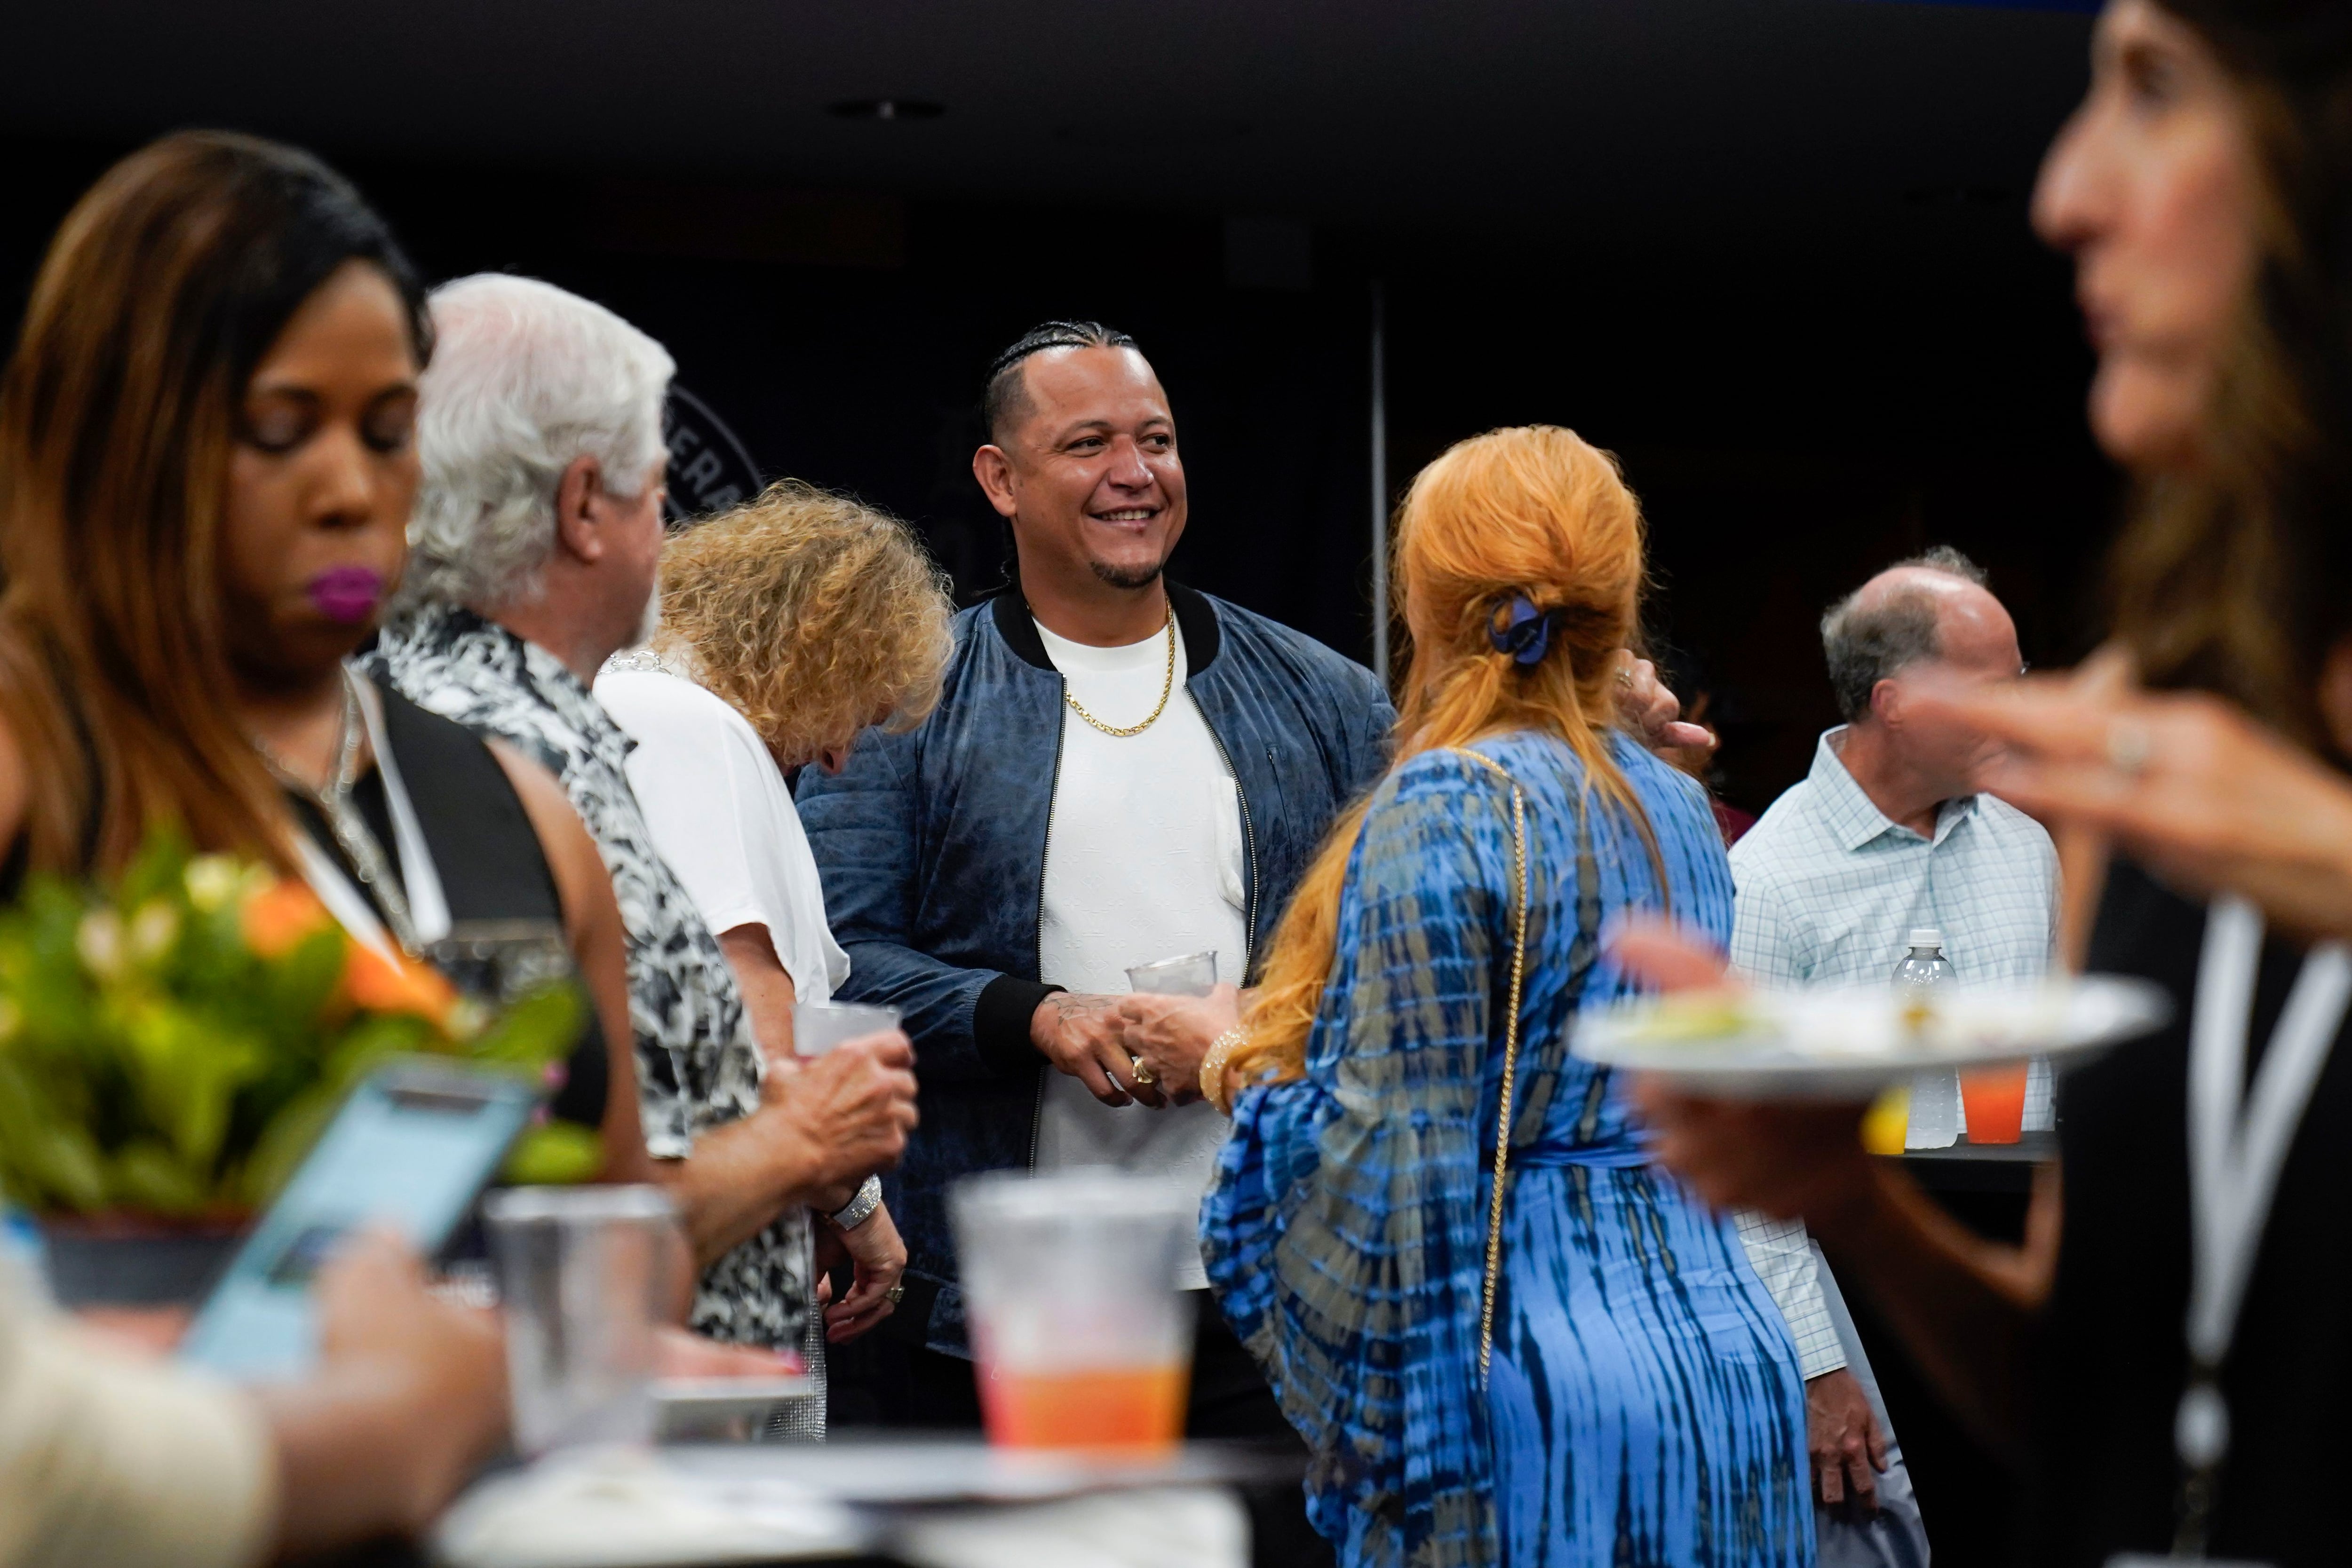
[951,1169,1196,1453]
[1125,950,1218,998]
[484,1185,680,1455]
[793,1000,902,1058]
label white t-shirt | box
[1032,617,1248,1290]
[594,666,850,1008]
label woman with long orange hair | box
[1195,427,1812,1568]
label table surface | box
[1886,1129,2058,1192]
[429,1438,1301,1568]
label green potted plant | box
[0,832,592,1303]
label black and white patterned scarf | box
[369,602,812,1348]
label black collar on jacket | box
[987,577,1222,676]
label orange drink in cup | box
[979,1362,1190,1450]
[953,1169,1195,1455]
[1959,1063,2028,1144]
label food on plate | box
[1601,984,2075,1062]
[1614,990,1758,1044]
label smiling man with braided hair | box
[800,321,1390,1564]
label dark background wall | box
[0,0,2123,823]
[0,123,2119,817]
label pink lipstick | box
[307,567,384,626]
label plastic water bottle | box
[1895,928,1963,1149]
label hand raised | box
[1613,651,1716,755]
[1915,671,2352,944]
[766,1031,920,1191]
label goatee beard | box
[1089,558,1165,591]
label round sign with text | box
[663,385,763,525]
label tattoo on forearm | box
[1047,993,1119,1027]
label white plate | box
[653,1376,813,1441]
[436,1448,869,1568]
[654,1374,814,1414]
[662,1439,1300,1504]
[1572,975,2172,1100]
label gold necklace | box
[1062,603,1176,738]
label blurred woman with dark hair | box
[0,133,645,1170]
[1629,5,2352,1564]
[0,130,649,1561]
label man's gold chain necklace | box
[1062,603,1176,738]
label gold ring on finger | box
[1129,1055,1155,1086]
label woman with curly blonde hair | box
[623,480,955,776]
[598,481,952,1394]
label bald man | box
[1732,546,2054,989]
[1723,546,2053,1565]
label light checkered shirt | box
[1726,725,2059,1378]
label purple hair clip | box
[1488,594,1566,667]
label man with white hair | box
[370,275,919,1378]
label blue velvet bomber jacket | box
[796,582,1393,1355]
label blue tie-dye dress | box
[1201,730,1813,1568]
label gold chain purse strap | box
[1451,749,1531,1389]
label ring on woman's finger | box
[1129,1054,1155,1085]
[2105,718,2155,777]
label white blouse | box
[595,665,850,1009]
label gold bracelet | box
[1200,1025,1249,1111]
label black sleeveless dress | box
[284,678,607,1129]
[2028,856,2352,1566]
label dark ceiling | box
[0,0,2117,819]
[3,0,2094,239]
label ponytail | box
[1223,426,1660,1101]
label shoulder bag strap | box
[1448,748,1530,1388]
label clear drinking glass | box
[951,1169,1196,1453]
[484,1184,680,1455]
[793,1000,902,1058]
[1125,950,1219,998]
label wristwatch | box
[828,1174,883,1231]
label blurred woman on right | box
[1630,5,2352,1565]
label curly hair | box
[653,481,954,766]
